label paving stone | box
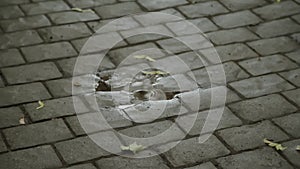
[48,11,100,24]
[157,34,211,54]
[293,14,300,24]
[177,87,240,112]
[55,135,114,164]
[239,54,298,76]
[119,120,185,147]
[71,37,89,52]
[0,6,24,19]
[0,49,25,67]
[189,18,218,33]
[66,109,132,135]
[124,99,188,123]
[96,156,170,169]
[250,18,300,38]
[176,51,205,70]
[120,25,173,44]
[253,1,300,20]
[178,1,228,18]
[291,32,300,43]
[273,113,300,138]
[207,28,258,45]
[0,15,51,32]
[95,2,142,19]
[57,55,115,76]
[21,42,77,62]
[286,50,300,64]
[38,23,92,42]
[0,107,23,128]
[279,68,300,87]
[220,0,267,11]
[134,9,183,26]
[2,62,62,84]
[281,139,300,167]
[109,42,164,66]
[21,0,70,15]
[0,30,43,49]
[190,62,249,88]
[0,82,51,106]
[0,0,29,6]
[88,17,140,33]
[177,107,242,136]
[4,119,73,149]
[216,147,294,169]
[138,0,188,10]
[230,74,294,98]
[67,0,116,8]
[213,10,261,28]
[166,19,210,36]
[217,120,289,151]
[229,94,297,122]
[248,36,299,55]
[184,162,217,169]
[0,136,7,152]
[64,163,97,169]
[158,136,230,167]
[0,145,62,169]
[24,96,89,121]
[282,88,300,106]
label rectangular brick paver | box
[4,119,73,149]
[273,113,300,138]
[0,49,25,67]
[21,0,70,15]
[0,107,24,128]
[220,0,267,11]
[0,5,24,19]
[2,62,62,84]
[230,74,294,98]
[0,30,43,49]
[138,0,188,10]
[48,11,100,25]
[95,2,142,19]
[0,82,51,106]
[280,68,300,87]
[0,145,62,169]
[67,0,116,8]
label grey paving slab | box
[250,18,300,38]
[0,15,51,32]
[38,23,92,42]
[0,30,43,49]
[286,50,300,64]
[229,94,297,122]
[67,0,116,8]
[95,2,142,19]
[0,49,25,67]
[138,0,188,10]
[273,113,300,138]
[253,1,300,20]
[280,68,300,87]
[48,11,100,24]
[0,107,23,128]
[212,10,261,29]
[21,0,70,15]
[64,163,97,169]
[0,136,7,152]
[21,42,77,62]
[0,6,24,19]
[183,162,217,169]
[216,147,293,169]
[282,139,300,167]
[96,155,170,169]
[0,0,29,6]
[158,136,230,167]
[238,54,298,76]
[0,82,51,107]
[2,62,62,84]
[178,1,228,18]
[230,74,294,98]
[3,119,73,149]
[217,120,289,151]
[282,88,300,106]
[247,36,299,55]
[0,145,62,169]
[219,0,267,11]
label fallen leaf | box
[19,117,25,125]
[120,142,146,154]
[133,55,156,62]
[71,8,95,13]
[296,145,300,151]
[142,70,168,75]
[36,100,45,110]
[264,139,287,151]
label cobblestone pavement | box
[0,0,300,169]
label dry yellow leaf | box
[296,145,300,151]
[133,55,156,62]
[142,70,168,75]
[264,139,287,151]
[71,8,95,13]
[120,142,146,154]
[36,100,45,110]
[19,117,25,125]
